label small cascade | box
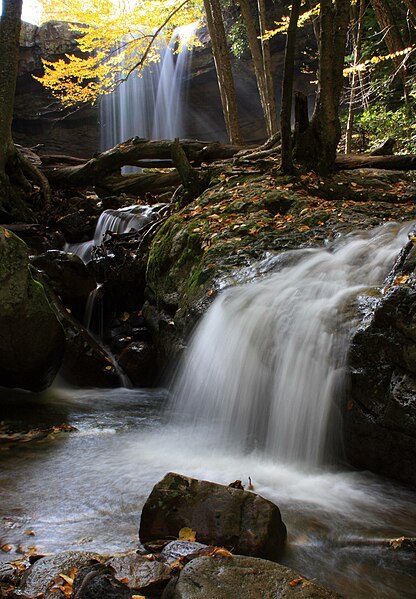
[66,204,167,387]
[68,204,165,263]
[100,24,197,151]
[171,223,412,466]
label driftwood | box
[335,154,416,170]
[42,137,244,188]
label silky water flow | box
[1,223,416,599]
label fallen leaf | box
[393,274,409,286]
[289,577,304,587]
[210,547,233,557]
[178,527,197,542]
[1,544,13,552]
[389,536,405,550]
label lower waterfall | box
[171,222,412,466]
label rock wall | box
[345,237,416,487]
[14,19,316,155]
[15,21,99,157]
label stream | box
[0,385,415,598]
[1,223,416,598]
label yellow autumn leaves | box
[36,0,204,105]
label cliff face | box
[15,21,99,157]
[14,20,315,156]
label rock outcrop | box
[345,235,416,487]
[162,555,340,599]
[139,472,287,562]
[0,227,65,391]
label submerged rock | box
[346,237,416,487]
[0,227,65,391]
[139,472,287,562]
[162,555,340,599]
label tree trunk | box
[257,0,278,136]
[295,0,351,174]
[370,0,410,99]
[280,0,302,173]
[335,153,416,169]
[0,0,23,209]
[203,0,242,145]
[345,0,366,153]
[238,0,268,136]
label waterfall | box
[172,222,412,467]
[100,24,197,151]
[68,204,167,263]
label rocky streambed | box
[1,165,416,597]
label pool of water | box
[0,385,415,598]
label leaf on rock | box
[178,527,197,542]
[289,577,304,586]
[393,274,409,286]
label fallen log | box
[95,171,181,196]
[42,137,244,188]
[335,154,416,170]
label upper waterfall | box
[171,223,412,467]
[100,23,197,151]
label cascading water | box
[171,222,412,466]
[68,204,167,263]
[100,24,197,151]
[1,224,416,598]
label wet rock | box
[31,250,96,320]
[0,227,65,391]
[70,563,131,599]
[56,212,94,243]
[346,238,416,487]
[160,540,209,566]
[139,472,287,562]
[162,555,340,599]
[19,551,102,597]
[3,224,65,254]
[117,341,157,387]
[107,553,171,594]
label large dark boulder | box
[345,238,416,487]
[139,472,287,562]
[162,555,340,599]
[0,227,65,391]
[31,250,96,321]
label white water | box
[68,204,166,263]
[1,223,415,597]
[100,24,196,152]
[172,222,413,466]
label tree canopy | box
[38,0,204,105]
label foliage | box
[37,0,204,105]
[355,103,416,153]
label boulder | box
[19,551,102,597]
[31,250,96,321]
[139,472,287,562]
[107,553,171,594]
[160,540,210,566]
[70,563,132,599]
[345,238,416,487]
[162,555,340,599]
[0,227,65,391]
[117,341,157,387]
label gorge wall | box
[14,19,316,157]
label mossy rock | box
[0,227,65,392]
